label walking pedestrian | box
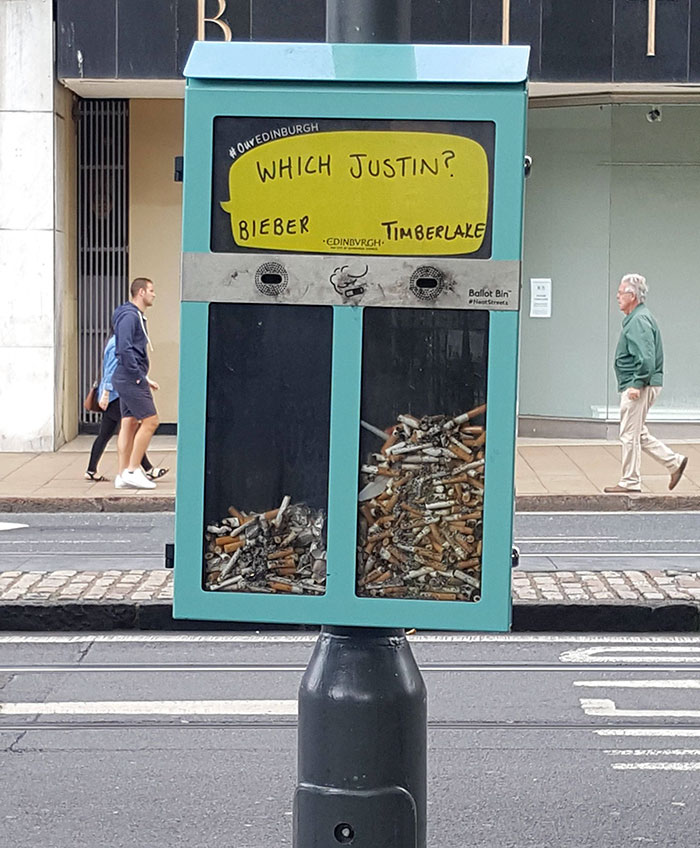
[603,273,688,493]
[112,277,161,490]
[84,334,168,482]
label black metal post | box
[294,627,427,847]
[293,6,425,846]
[326,0,411,43]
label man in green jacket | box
[604,273,688,493]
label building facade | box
[2,0,699,450]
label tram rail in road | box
[3,633,700,845]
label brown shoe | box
[603,485,641,493]
[669,456,688,491]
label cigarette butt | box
[380,586,407,597]
[448,444,473,463]
[376,467,398,477]
[367,529,393,544]
[400,503,423,518]
[383,493,399,512]
[381,432,399,454]
[473,431,486,447]
[214,536,236,547]
[467,476,485,490]
[374,514,395,526]
[268,581,294,593]
[223,540,245,554]
[455,558,481,570]
[361,505,374,524]
[388,546,408,564]
[466,403,486,419]
[443,474,469,484]
[421,591,458,601]
[416,546,442,562]
[362,567,386,585]
[227,506,247,524]
[429,524,443,553]
[459,426,484,435]
[268,547,295,560]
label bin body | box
[175,42,529,631]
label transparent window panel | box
[357,308,489,602]
[203,304,332,596]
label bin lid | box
[184,41,529,85]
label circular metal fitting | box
[255,262,288,296]
[409,266,445,301]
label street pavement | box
[2,632,700,848]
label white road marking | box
[0,522,29,532]
[518,511,700,516]
[0,663,630,674]
[520,552,700,558]
[2,634,700,645]
[562,646,700,664]
[581,697,700,718]
[596,729,700,737]
[517,537,617,542]
[0,700,297,716]
[575,680,700,689]
[611,763,700,771]
[604,749,700,756]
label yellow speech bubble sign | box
[220,131,489,256]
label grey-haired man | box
[604,273,687,493]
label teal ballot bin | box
[174,41,529,631]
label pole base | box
[294,626,426,848]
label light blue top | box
[184,42,529,85]
[98,336,119,403]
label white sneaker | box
[121,468,156,490]
[114,474,129,489]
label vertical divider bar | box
[325,306,364,600]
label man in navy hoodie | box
[112,278,160,490]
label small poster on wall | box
[529,278,552,318]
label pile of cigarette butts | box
[357,404,486,602]
[204,497,327,594]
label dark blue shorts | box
[115,378,157,420]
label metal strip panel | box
[77,99,129,428]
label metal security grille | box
[77,99,129,429]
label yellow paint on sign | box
[220,131,490,256]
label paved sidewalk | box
[0,436,699,511]
[3,568,700,605]
[1,568,699,632]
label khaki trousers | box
[618,386,681,489]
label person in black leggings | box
[85,398,155,481]
[85,335,167,482]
